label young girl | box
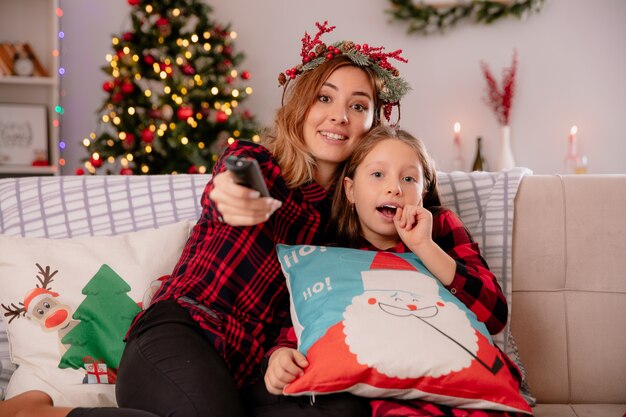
[264,125,528,417]
[0,22,407,417]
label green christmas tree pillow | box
[0,221,191,407]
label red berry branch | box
[480,49,518,126]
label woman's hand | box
[209,171,282,226]
[264,347,309,395]
[394,203,433,254]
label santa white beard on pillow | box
[343,270,479,379]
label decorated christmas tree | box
[59,264,141,373]
[81,0,260,175]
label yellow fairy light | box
[158,37,164,44]
[173,8,180,16]
[107,156,115,163]
[233,130,241,137]
[112,38,119,45]
[176,38,183,47]
[128,107,136,115]
[121,158,128,168]
[134,73,142,80]
[225,108,233,116]
[191,34,199,43]
[160,71,167,79]
[92,152,101,161]
[107,139,114,146]
[184,51,192,59]
[181,87,188,94]
[90,132,96,139]
[203,31,211,39]
[169,122,176,129]
[181,137,189,145]
[112,69,120,78]
[227,137,235,145]
[252,134,261,143]
[198,142,205,149]
[123,46,130,54]
[157,129,164,137]
[105,54,113,62]
[175,97,183,105]
[230,69,238,78]
[113,116,121,125]
[212,154,219,162]
[127,154,134,161]
[198,166,207,174]
[194,75,202,83]
[82,138,91,146]
[141,165,149,174]
[230,31,237,39]
[211,87,219,95]
[119,132,127,140]
[176,56,184,65]
[245,87,253,94]
[145,89,152,97]
[164,58,171,65]
[164,86,172,94]
[132,54,139,62]
[182,39,189,47]
[102,115,110,122]
[231,101,239,108]
[160,123,167,131]
[145,145,152,153]
[232,90,240,98]
[152,63,160,73]
[203,43,212,52]
[195,112,202,119]
[145,4,153,13]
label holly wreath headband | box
[278,21,411,122]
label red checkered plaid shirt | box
[142,140,333,388]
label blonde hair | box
[331,125,441,247]
[263,55,384,188]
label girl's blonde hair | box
[331,125,441,247]
[263,55,384,188]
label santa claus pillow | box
[276,244,531,414]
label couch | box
[0,171,624,416]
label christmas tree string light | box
[81,0,260,175]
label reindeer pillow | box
[0,221,191,407]
[276,245,532,414]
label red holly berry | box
[127,0,140,5]
[187,165,197,174]
[112,92,124,103]
[241,71,251,80]
[177,106,194,120]
[156,17,169,27]
[122,32,134,42]
[120,167,134,175]
[141,128,155,143]
[75,168,85,175]
[144,55,155,65]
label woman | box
[0,21,409,417]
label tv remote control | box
[224,155,270,197]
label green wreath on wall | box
[387,0,547,35]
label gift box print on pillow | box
[276,244,531,414]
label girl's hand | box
[394,203,433,254]
[264,348,309,395]
[209,171,282,226]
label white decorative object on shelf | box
[496,125,516,171]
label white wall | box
[59,0,626,174]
